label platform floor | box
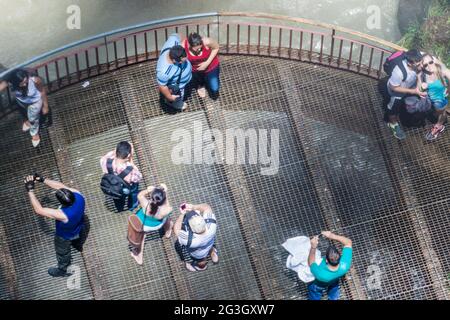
[0,55,449,300]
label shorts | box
[432,98,448,111]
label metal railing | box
[0,12,404,108]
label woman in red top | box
[184,33,220,100]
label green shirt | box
[310,247,353,285]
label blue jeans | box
[307,281,340,300]
[113,183,139,212]
[192,65,220,100]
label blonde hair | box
[423,53,447,87]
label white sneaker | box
[197,87,206,98]
[22,122,31,132]
[182,102,188,111]
[32,138,40,148]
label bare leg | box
[163,218,173,238]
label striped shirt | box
[100,151,142,184]
[156,34,192,89]
[178,211,217,260]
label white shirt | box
[178,211,217,260]
[388,60,417,97]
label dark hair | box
[169,45,187,63]
[149,187,166,215]
[188,33,203,47]
[326,245,341,267]
[9,69,29,94]
[116,141,132,159]
[56,188,75,207]
[405,49,423,64]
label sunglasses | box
[423,60,434,68]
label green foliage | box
[398,0,450,66]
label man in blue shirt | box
[307,231,353,300]
[24,173,86,277]
[156,33,192,111]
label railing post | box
[329,29,336,65]
[104,36,110,71]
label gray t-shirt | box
[387,60,417,97]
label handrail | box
[0,12,219,79]
[220,12,405,51]
[0,11,407,108]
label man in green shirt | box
[307,231,353,300]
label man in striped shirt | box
[100,141,143,212]
[156,33,192,111]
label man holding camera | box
[24,174,85,277]
[174,203,218,272]
[307,231,353,300]
[156,33,192,112]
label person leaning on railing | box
[156,33,192,112]
[0,68,50,147]
[183,32,220,100]
[307,231,353,300]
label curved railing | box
[0,12,404,107]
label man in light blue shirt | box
[307,231,353,300]
[156,33,192,111]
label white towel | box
[282,236,322,283]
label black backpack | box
[182,211,216,250]
[100,158,133,199]
[383,51,407,81]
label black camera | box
[168,83,181,96]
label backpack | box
[182,211,216,250]
[383,51,407,81]
[100,158,133,199]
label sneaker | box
[425,124,445,141]
[181,102,188,111]
[387,122,406,140]
[22,122,31,132]
[32,138,41,148]
[197,87,207,98]
[48,267,69,277]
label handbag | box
[127,203,148,254]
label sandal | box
[185,261,207,272]
[211,247,219,264]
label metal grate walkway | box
[0,55,449,300]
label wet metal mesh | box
[0,55,449,300]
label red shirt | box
[183,39,219,73]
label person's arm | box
[35,173,79,194]
[189,203,212,215]
[0,80,8,91]
[197,37,219,71]
[158,85,179,102]
[28,191,68,222]
[34,77,48,112]
[322,231,352,248]
[443,68,450,95]
[390,84,425,97]
[173,207,186,237]
[137,187,153,210]
[308,236,319,266]
[24,176,68,222]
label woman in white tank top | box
[0,69,50,147]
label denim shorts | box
[433,98,448,111]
